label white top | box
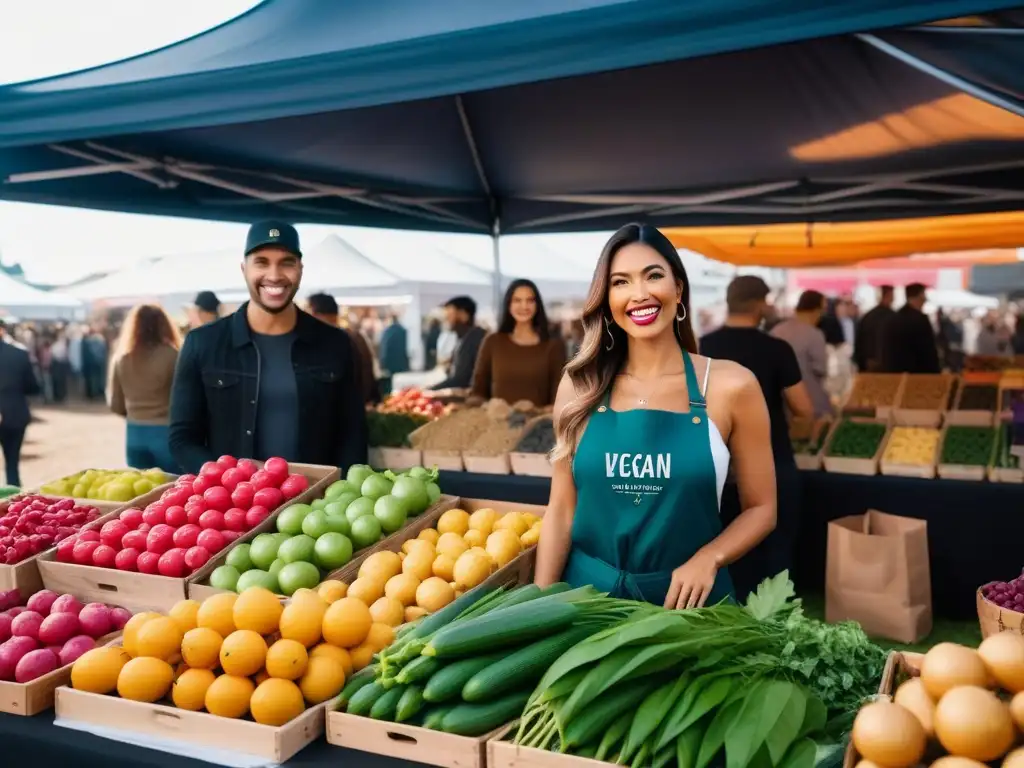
[701,360,730,508]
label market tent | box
[0,2,1021,235]
[0,270,81,320]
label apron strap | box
[683,351,706,410]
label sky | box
[0,1,610,284]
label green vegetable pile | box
[957,384,997,411]
[825,420,887,459]
[995,422,1020,469]
[368,411,429,448]
[940,426,995,466]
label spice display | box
[409,409,496,452]
[940,426,996,466]
[825,420,887,458]
[844,374,903,412]
[465,424,526,457]
[957,384,998,411]
[898,374,951,410]
[513,418,555,454]
[883,427,941,466]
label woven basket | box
[977,586,1024,639]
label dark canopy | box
[0,0,1021,234]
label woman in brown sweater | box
[472,279,566,407]
[109,304,182,473]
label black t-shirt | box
[251,331,299,461]
[699,326,802,464]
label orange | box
[402,550,434,581]
[117,657,174,702]
[309,644,353,677]
[204,674,255,718]
[251,678,306,726]
[71,647,130,694]
[219,630,268,677]
[417,528,440,544]
[384,573,420,606]
[322,598,372,648]
[135,617,184,661]
[265,639,309,680]
[233,587,283,635]
[437,509,470,536]
[349,643,375,671]
[435,532,468,560]
[468,508,499,536]
[365,622,396,652]
[181,627,223,670]
[316,580,347,604]
[171,668,216,711]
[279,598,327,648]
[298,656,346,704]
[347,577,384,605]
[416,577,455,613]
[402,539,435,558]
[168,600,201,634]
[254,668,270,685]
[463,529,485,548]
[121,611,163,657]
[369,597,404,627]
[196,592,238,638]
[358,551,402,582]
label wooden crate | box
[842,374,906,420]
[0,498,125,601]
[489,723,610,768]
[894,374,953,428]
[368,447,423,471]
[422,450,464,471]
[879,426,940,479]
[54,686,328,763]
[822,418,889,476]
[842,651,923,768]
[462,453,511,475]
[947,374,999,427]
[937,422,997,481]
[509,451,553,477]
[791,416,832,471]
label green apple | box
[236,569,279,594]
[314,533,353,571]
[249,534,283,570]
[277,562,320,596]
[301,510,331,539]
[345,496,375,525]
[276,504,312,535]
[209,564,240,591]
[225,543,253,573]
[278,534,316,564]
[350,515,382,549]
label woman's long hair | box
[552,224,697,461]
[497,279,550,341]
[115,304,182,359]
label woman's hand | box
[664,549,720,609]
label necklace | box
[621,370,685,407]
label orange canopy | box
[664,211,1024,267]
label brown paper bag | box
[825,509,932,643]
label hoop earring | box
[603,316,615,351]
[676,304,687,322]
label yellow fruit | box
[892,678,935,737]
[233,587,283,635]
[265,639,309,680]
[934,685,1015,762]
[366,622,396,652]
[978,632,1024,693]
[279,598,328,648]
[290,589,328,609]
[205,674,255,718]
[521,524,541,548]
[220,630,269,677]
[322,597,373,648]
[416,577,455,612]
[921,642,990,700]
[437,509,470,536]
[349,643,375,671]
[196,592,238,638]
[494,512,529,537]
[168,600,201,634]
[309,643,353,677]
[468,508,499,536]
[370,597,405,627]
[522,512,540,528]
[121,611,163,657]
[317,580,347,604]
[384,573,421,606]
[417,528,440,544]
[1012,691,1024,730]
[136,616,184,661]
[432,553,456,581]
[71,647,131,693]
[402,539,435,557]
[404,606,429,623]
[171,668,216,711]
[347,577,385,605]
[1006,749,1024,768]
[181,627,223,670]
[299,656,347,704]
[398,552,406,561]
[251,678,306,726]
[117,657,174,703]
[291,588,318,602]
[358,551,402,582]
[436,532,469,560]
[486,529,523,568]
[402,550,434,581]
[851,701,925,768]
[453,550,492,590]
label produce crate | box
[879,426,940,479]
[842,651,923,768]
[989,421,1023,483]
[509,451,553,477]
[936,423,997,481]
[790,416,832,471]
[41,464,337,612]
[0,498,126,601]
[842,373,905,420]
[368,447,423,471]
[422,450,464,471]
[489,723,610,768]
[947,373,999,427]
[893,374,953,428]
[461,453,511,475]
[976,586,1024,639]
[54,685,329,764]
[821,418,889,476]
[0,630,121,716]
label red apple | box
[191,474,217,495]
[136,551,160,574]
[250,470,276,491]
[244,506,270,529]
[219,468,245,493]
[72,540,100,565]
[164,505,187,527]
[252,487,283,510]
[185,506,203,526]
[216,455,238,469]
[196,529,225,553]
[118,508,144,529]
[230,482,256,509]
[157,548,187,577]
[141,504,165,526]
[184,546,212,571]
[223,508,247,532]
[221,530,241,544]
[91,545,117,569]
[279,474,309,500]
[99,520,128,548]
[121,529,146,550]
[203,486,231,513]
[145,525,175,555]
[264,457,289,483]
[172,524,200,549]
[114,548,139,571]
[236,459,257,479]
[198,510,224,531]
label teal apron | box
[564,350,735,606]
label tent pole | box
[491,219,502,324]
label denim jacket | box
[169,304,368,474]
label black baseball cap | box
[194,291,221,313]
[245,220,301,258]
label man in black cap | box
[191,291,221,329]
[169,221,367,473]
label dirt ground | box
[2,402,128,489]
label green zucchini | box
[396,685,426,723]
[423,653,505,702]
[461,626,595,702]
[336,665,378,709]
[395,655,443,685]
[404,583,500,640]
[347,680,387,717]
[421,704,454,730]
[370,684,406,720]
[562,678,661,748]
[424,601,579,657]
[440,689,532,736]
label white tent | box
[0,271,81,320]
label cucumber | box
[347,680,387,717]
[423,653,505,702]
[370,684,406,720]
[461,626,595,702]
[424,601,579,658]
[421,704,454,730]
[440,689,532,736]
[396,685,426,723]
[404,583,500,641]
[396,655,443,685]
[337,665,378,709]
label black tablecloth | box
[440,469,1024,621]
